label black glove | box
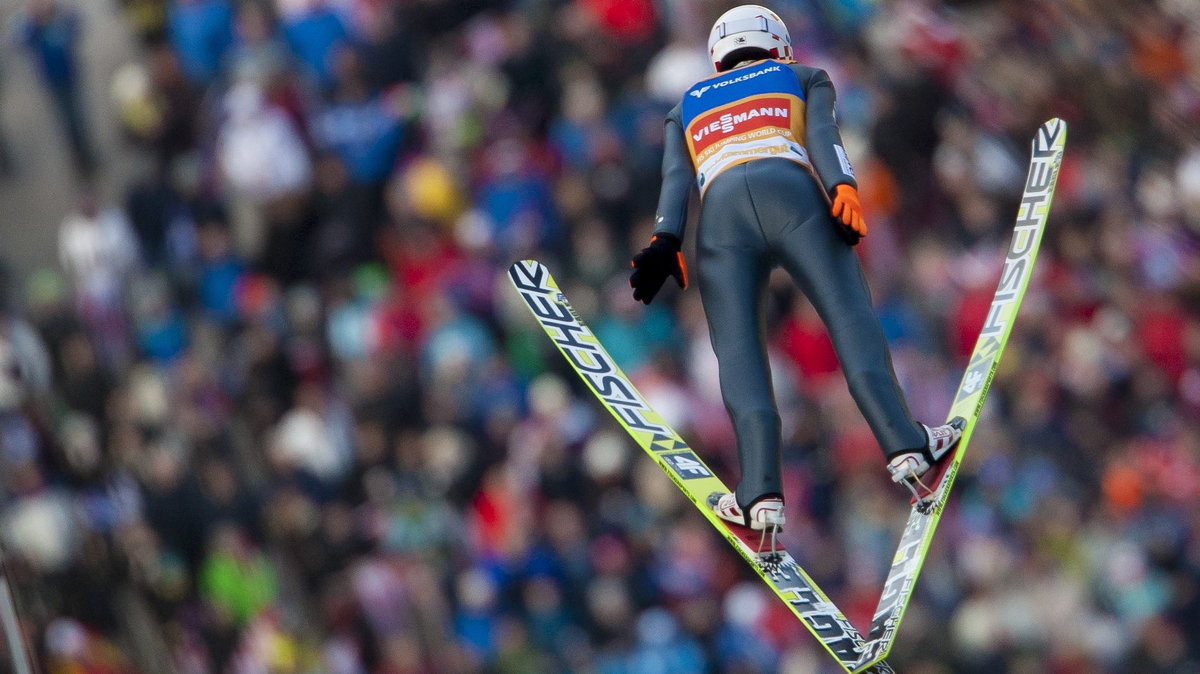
[629,233,688,304]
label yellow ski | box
[853,118,1067,671]
[509,260,893,673]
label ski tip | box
[509,259,546,277]
[508,260,554,293]
[1032,118,1067,156]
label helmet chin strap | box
[720,48,775,72]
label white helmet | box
[707,5,792,72]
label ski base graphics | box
[853,117,1067,671]
[509,259,893,674]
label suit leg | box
[771,209,926,457]
[696,240,782,508]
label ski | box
[852,118,1067,671]
[509,260,894,674]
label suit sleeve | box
[652,105,695,240]
[796,66,857,196]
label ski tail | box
[852,118,1067,672]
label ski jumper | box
[653,59,927,509]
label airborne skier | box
[629,5,965,535]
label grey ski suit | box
[652,60,926,509]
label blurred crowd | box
[0,0,1198,672]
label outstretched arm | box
[798,66,857,195]
[632,106,693,304]
[652,106,694,240]
[795,65,866,242]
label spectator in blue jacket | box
[166,0,234,85]
[20,0,94,173]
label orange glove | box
[831,184,868,244]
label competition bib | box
[680,60,811,194]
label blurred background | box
[0,0,1197,672]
